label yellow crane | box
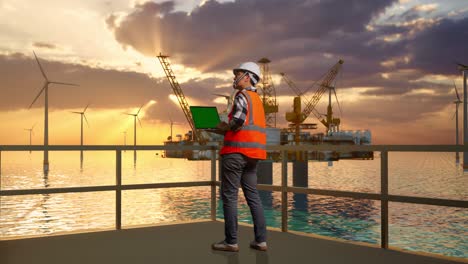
[283,59,344,144]
[157,53,205,143]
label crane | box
[283,59,344,145]
[157,53,205,143]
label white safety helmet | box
[233,62,261,84]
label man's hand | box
[216,121,230,132]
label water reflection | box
[211,250,239,264]
[255,250,269,264]
[210,249,269,264]
[134,150,137,169]
[40,172,51,233]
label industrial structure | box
[156,54,372,161]
[282,59,343,145]
[157,53,206,144]
[257,58,279,127]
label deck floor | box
[0,221,463,264]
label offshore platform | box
[156,53,373,162]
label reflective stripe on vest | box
[223,141,266,150]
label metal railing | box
[1,144,467,250]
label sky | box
[0,0,467,145]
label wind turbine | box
[29,51,79,173]
[452,81,462,164]
[71,103,90,163]
[24,124,36,153]
[125,104,143,164]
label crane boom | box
[280,72,303,96]
[157,53,203,142]
[300,60,343,122]
[281,73,323,120]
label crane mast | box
[157,53,203,143]
[284,59,344,146]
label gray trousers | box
[221,153,267,244]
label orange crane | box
[157,53,205,143]
[283,59,344,144]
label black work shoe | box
[212,240,239,252]
[250,241,267,251]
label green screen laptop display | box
[190,106,221,129]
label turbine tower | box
[125,105,143,164]
[71,103,90,163]
[29,51,79,174]
[458,62,468,170]
[451,81,462,164]
[24,124,36,153]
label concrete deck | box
[0,221,463,264]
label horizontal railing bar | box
[0,181,213,196]
[3,182,466,209]
[213,182,467,208]
[121,181,214,191]
[288,186,381,200]
[257,184,282,192]
[266,145,468,152]
[0,145,216,151]
[388,194,468,208]
[0,185,116,196]
[1,145,467,152]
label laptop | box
[190,106,221,129]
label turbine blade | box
[451,110,456,120]
[138,117,142,128]
[333,88,343,116]
[33,51,48,80]
[50,81,79,86]
[454,80,461,101]
[212,93,230,99]
[29,83,47,109]
[71,111,81,114]
[84,114,90,128]
[137,104,144,115]
[456,61,468,69]
[84,103,90,113]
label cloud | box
[406,17,468,74]
[32,42,57,50]
[107,0,398,73]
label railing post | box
[281,150,288,232]
[210,148,216,221]
[381,150,389,249]
[0,150,2,190]
[116,150,122,230]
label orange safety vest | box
[220,89,266,159]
